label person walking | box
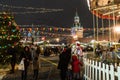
[71,54,83,80]
[76,43,83,60]
[67,63,72,80]
[33,57,39,80]
[7,46,17,74]
[30,44,36,62]
[19,46,32,80]
[57,46,71,80]
[32,45,40,80]
[36,45,40,55]
[95,44,102,57]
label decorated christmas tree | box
[0,12,20,63]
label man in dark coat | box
[58,46,71,80]
[7,46,16,73]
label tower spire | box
[74,8,80,27]
[75,8,78,16]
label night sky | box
[0,0,93,28]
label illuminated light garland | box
[21,30,71,37]
[20,27,110,32]
[0,3,63,11]
[19,25,110,40]
[0,3,63,14]
[7,10,63,14]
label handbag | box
[18,59,24,70]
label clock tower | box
[71,10,83,39]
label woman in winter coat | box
[19,46,32,80]
[72,55,83,80]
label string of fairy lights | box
[20,26,111,32]
[0,3,63,14]
[0,3,63,11]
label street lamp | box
[114,26,120,42]
[56,38,60,42]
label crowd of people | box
[7,44,40,80]
[95,43,117,63]
[58,43,84,80]
[7,42,84,80]
[6,39,120,80]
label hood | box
[72,55,78,61]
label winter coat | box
[57,48,70,70]
[20,50,32,68]
[7,47,17,63]
[72,55,83,73]
[33,57,39,70]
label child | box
[71,55,83,80]
[33,57,39,80]
[67,63,72,80]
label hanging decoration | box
[20,26,110,32]
[0,3,63,14]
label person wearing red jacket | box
[72,54,83,80]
